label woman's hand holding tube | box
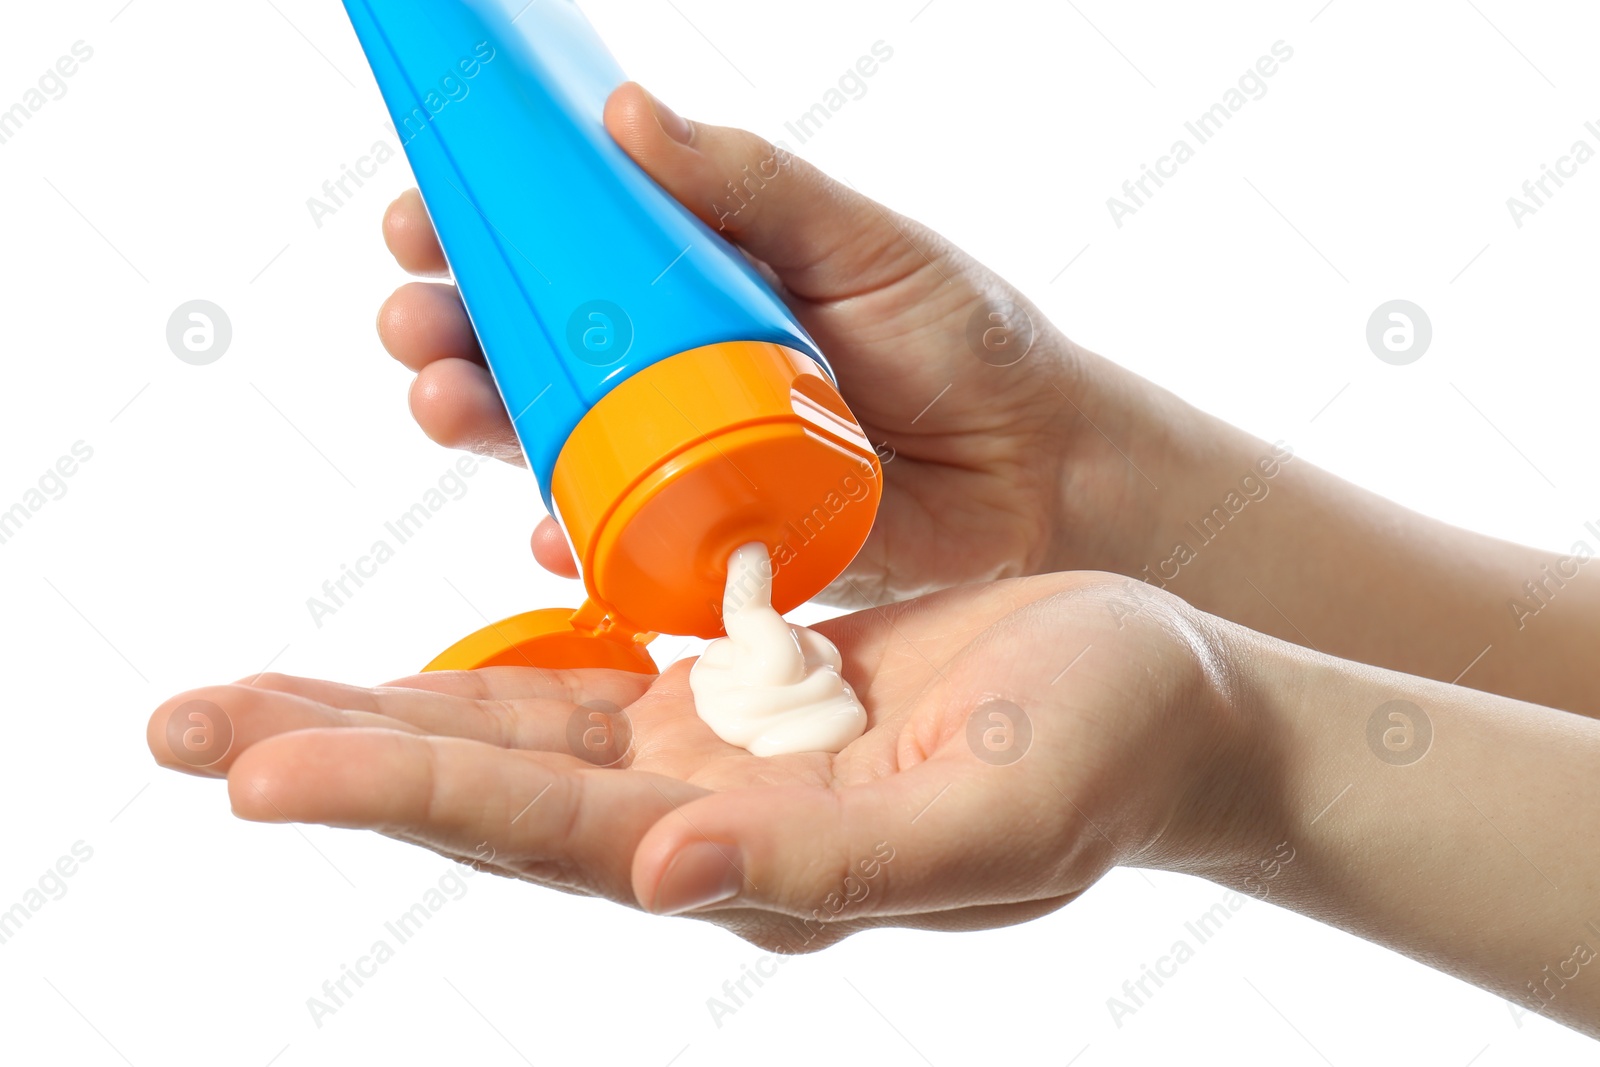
[376,83,1600,717]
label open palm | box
[149,573,1237,951]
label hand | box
[377,83,1176,604]
[146,573,1257,949]
[375,81,1600,720]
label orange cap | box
[423,600,659,674]
[554,341,881,639]
[423,340,881,673]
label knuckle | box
[239,672,291,690]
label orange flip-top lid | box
[423,340,881,674]
[424,599,659,674]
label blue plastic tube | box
[339,0,831,509]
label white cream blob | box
[689,543,867,757]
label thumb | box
[604,82,935,303]
[631,757,1094,934]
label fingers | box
[229,728,708,902]
[252,669,651,756]
[632,755,1094,923]
[371,283,630,572]
[531,517,579,578]
[383,188,449,276]
[374,664,652,706]
[379,192,526,466]
[603,83,936,304]
[406,357,524,463]
[148,667,655,777]
[377,281,482,371]
[147,683,425,778]
[375,278,523,462]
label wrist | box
[1129,609,1302,884]
[1044,345,1246,582]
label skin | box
[381,84,1600,717]
[148,84,1600,1034]
[149,575,1600,1034]
[152,576,1225,946]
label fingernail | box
[646,89,694,145]
[651,841,742,915]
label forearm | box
[1063,355,1600,716]
[1192,623,1600,1035]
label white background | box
[2,0,1596,1063]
